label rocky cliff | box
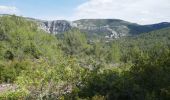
[39,20,72,34]
[38,19,170,39]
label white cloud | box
[73,0,170,24]
[0,6,19,14]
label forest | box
[0,15,170,100]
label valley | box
[0,15,170,100]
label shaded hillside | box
[128,22,170,35]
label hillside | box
[0,15,84,99]
[38,18,170,39]
[6,15,169,40]
[119,27,170,49]
[0,15,170,100]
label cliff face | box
[38,19,134,38]
[39,20,72,34]
[38,19,170,39]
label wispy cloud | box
[72,0,170,24]
[0,5,19,14]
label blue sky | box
[0,0,170,24]
[0,0,86,20]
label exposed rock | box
[0,84,17,93]
[37,19,170,39]
[39,20,72,34]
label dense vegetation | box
[0,15,170,100]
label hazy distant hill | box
[1,15,170,39]
[39,18,170,39]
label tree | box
[62,29,89,55]
[107,42,121,63]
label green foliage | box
[0,60,30,83]
[4,50,14,60]
[0,89,27,100]
[15,57,85,99]
[64,28,170,100]
[0,15,86,99]
[0,15,170,100]
[130,45,170,100]
[107,42,121,63]
[61,29,89,55]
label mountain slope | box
[2,15,170,39]
[117,27,170,54]
[0,15,63,82]
[39,19,170,39]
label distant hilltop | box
[1,14,170,39]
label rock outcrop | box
[38,19,170,39]
[39,20,72,34]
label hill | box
[1,15,170,40]
[0,15,170,100]
[39,18,170,39]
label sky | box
[0,0,170,24]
